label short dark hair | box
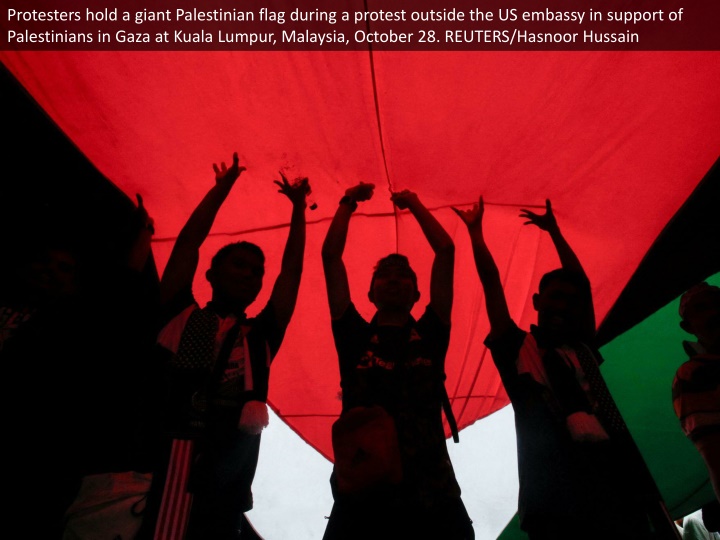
[680,282,720,320]
[538,268,591,302]
[211,241,265,270]
[369,253,418,292]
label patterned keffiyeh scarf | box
[532,326,628,442]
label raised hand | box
[212,152,246,189]
[345,182,375,202]
[519,199,557,232]
[390,189,419,210]
[452,196,484,233]
[275,172,310,207]
[134,193,155,234]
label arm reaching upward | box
[391,190,455,324]
[267,173,308,327]
[127,194,155,273]
[453,197,513,338]
[519,199,596,337]
[321,182,375,320]
[519,199,584,274]
[160,152,245,304]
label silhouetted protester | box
[0,242,79,350]
[673,282,720,502]
[139,152,307,540]
[680,508,720,540]
[61,194,161,539]
[453,198,676,540]
[1,238,82,539]
[1,195,160,539]
[704,500,720,533]
[321,183,474,540]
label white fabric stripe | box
[154,439,193,540]
[165,440,184,540]
[154,440,180,539]
[173,439,192,540]
[169,441,192,540]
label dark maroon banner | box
[1,0,717,51]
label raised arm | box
[267,174,308,327]
[519,199,596,336]
[321,182,375,320]
[519,199,585,275]
[160,152,245,304]
[391,190,454,324]
[453,197,513,338]
[127,194,155,273]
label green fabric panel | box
[600,272,720,519]
[497,273,720,540]
[497,514,524,540]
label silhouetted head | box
[12,242,80,305]
[206,242,265,310]
[533,268,591,340]
[679,282,720,353]
[368,254,420,312]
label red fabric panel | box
[1,50,719,460]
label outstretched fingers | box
[453,196,483,226]
[274,171,291,193]
[212,152,246,186]
[519,198,556,230]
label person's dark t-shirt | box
[332,303,461,506]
